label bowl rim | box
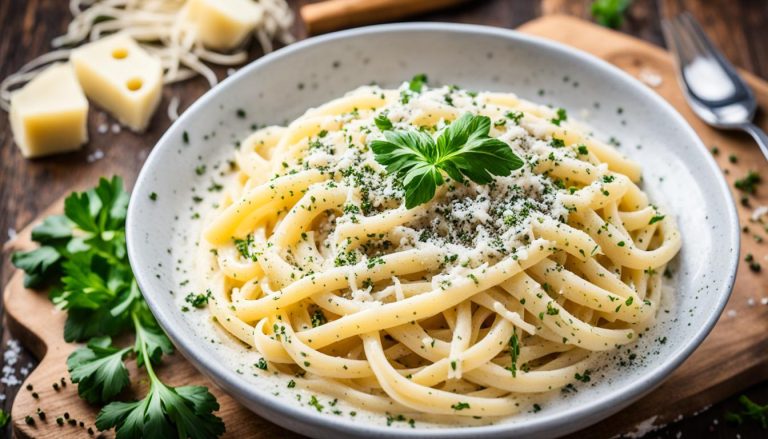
[127,21,740,438]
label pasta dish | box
[196,79,681,420]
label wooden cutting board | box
[5,15,768,439]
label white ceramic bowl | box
[127,23,739,439]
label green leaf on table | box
[62,302,130,342]
[97,317,223,439]
[64,190,101,233]
[97,384,225,439]
[67,336,131,404]
[134,324,173,368]
[11,246,62,289]
[12,176,224,438]
[725,395,768,429]
[31,215,73,242]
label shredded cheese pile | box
[0,0,294,112]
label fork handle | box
[742,123,768,162]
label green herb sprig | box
[735,171,761,194]
[725,395,768,429]
[371,112,523,208]
[591,0,633,29]
[12,177,224,438]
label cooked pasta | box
[197,81,681,419]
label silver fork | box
[662,12,768,160]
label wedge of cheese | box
[10,63,89,158]
[182,0,264,51]
[71,33,162,132]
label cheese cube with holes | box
[10,63,89,158]
[70,33,162,132]
[182,0,264,51]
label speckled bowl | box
[126,23,739,439]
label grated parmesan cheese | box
[299,84,570,270]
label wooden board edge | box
[4,270,76,438]
[4,273,53,360]
[518,14,768,94]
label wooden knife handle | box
[301,0,471,35]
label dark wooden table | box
[2,0,767,437]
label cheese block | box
[182,0,264,51]
[70,33,162,132]
[9,63,89,158]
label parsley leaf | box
[725,395,768,429]
[67,336,131,404]
[408,74,428,92]
[506,330,520,377]
[505,110,524,125]
[11,177,224,438]
[233,234,258,261]
[374,113,393,131]
[311,309,327,328]
[134,320,174,368]
[96,316,225,439]
[184,290,211,309]
[63,307,128,343]
[551,108,568,126]
[451,402,470,411]
[591,0,632,29]
[31,215,73,242]
[0,409,9,428]
[11,246,61,288]
[371,112,523,208]
[735,171,761,194]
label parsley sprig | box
[725,395,768,429]
[371,112,523,208]
[95,313,224,439]
[591,0,633,29]
[12,177,224,438]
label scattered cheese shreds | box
[168,95,181,121]
[1,0,294,112]
[638,68,663,88]
[751,205,768,222]
[87,149,105,163]
[624,415,661,438]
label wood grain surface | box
[2,1,768,438]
